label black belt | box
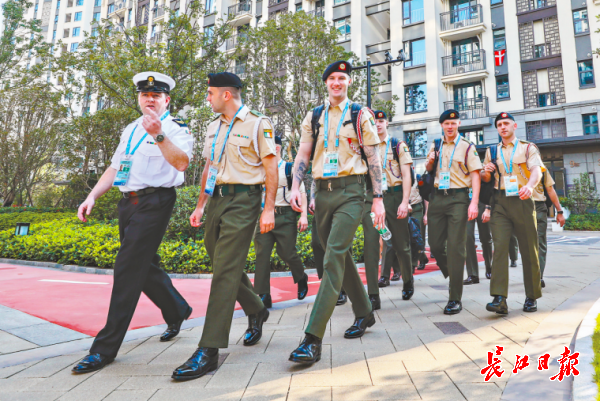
[316,175,365,191]
[434,188,468,195]
[385,185,404,195]
[215,184,260,197]
[122,187,171,199]
[274,206,295,214]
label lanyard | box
[125,110,170,156]
[438,135,461,171]
[278,159,284,169]
[324,100,350,150]
[211,106,244,163]
[500,140,519,175]
[383,137,390,170]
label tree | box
[563,173,600,214]
[0,84,65,206]
[0,0,51,89]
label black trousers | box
[90,188,190,358]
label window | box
[538,93,556,107]
[70,42,79,51]
[578,60,594,87]
[491,0,502,4]
[61,44,68,53]
[76,0,83,5]
[204,25,214,42]
[405,83,427,113]
[403,38,425,68]
[296,4,302,11]
[493,29,505,51]
[52,30,57,39]
[205,0,216,14]
[128,9,132,20]
[94,0,100,6]
[107,4,114,13]
[573,10,589,34]
[63,28,69,37]
[73,27,80,36]
[74,11,82,20]
[92,28,98,36]
[403,0,424,26]
[583,114,599,135]
[461,130,484,145]
[526,119,566,140]
[334,17,351,42]
[68,0,73,6]
[334,0,349,4]
[404,130,427,158]
[55,15,59,22]
[97,98,104,110]
[496,75,509,100]
[34,3,38,12]
[65,13,71,22]
[56,1,60,8]
[534,44,547,58]
[93,12,100,20]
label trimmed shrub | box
[0,212,73,231]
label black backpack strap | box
[350,103,374,166]
[310,105,325,161]
[390,137,400,163]
[285,162,294,190]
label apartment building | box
[22,0,600,194]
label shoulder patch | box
[172,118,188,127]
[250,110,266,118]
[401,143,409,153]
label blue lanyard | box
[383,137,390,170]
[278,159,284,169]
[439,135,461,171]
[324,100,350,150]
[125,110,170,156]
[211,106,244,163]
[500,140,519,175]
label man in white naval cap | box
[72,72,194,373]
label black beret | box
[207,72,243,88]
[322,60,352,82]
[495,112,515,127]
[439,109,460,124]
[373,110,387,120]
[274,136,282,146]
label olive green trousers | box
[466,202,493,277]
[361,191,381,295]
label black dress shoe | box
[417,258,428,270]
[243,307,269,346]
[72,353,114,373]
[297,274,309,300]
[369,294,381,310]
[402,280,414,300]
[160,306,193,342]
[336,291,347,306]
[172,347,218,381]
[344,312,376,339]
[259,293,272,309]
[485,266,492,280]
[463,276,480,285]
[443,300,462,315]
[289,333,322,364]
[377,277,390,288]
[541,279,545,288]
[523,297,537,312]
[510,260,517,268]
[486,295,508,315]
[391,273,401,281]
[430,253,435,260]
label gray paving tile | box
[0,330,37,354]
[0,307,48,331]
[6,323,88,347]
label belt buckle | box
[444,189,448,196]
[219,187,223,197]
[328,181,332,191]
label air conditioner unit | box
[454,21,465,28]
[457,67,466,74]
[460,113,468,120]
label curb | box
[573,296,600,401]
[0,258,331,279]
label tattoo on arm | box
[310,179,316,200]
[293,158,309,187]
[364,145,383,196]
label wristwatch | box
[156,133,165,143]
[373,194,384,199]
[485,205,491,210]
[557,210,564,214]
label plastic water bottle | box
[370,212,392,240]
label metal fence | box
[442,49,486,76]
[440,5,482,31]
[443,97,489,120]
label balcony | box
[150,32,162,44]
[439,5,485,42]
[228,1,252,25]
[108,1,127,18]
[374,81,392,102]
[153,6,165,20]
[366,0,389,16]
[228,64,247,79]
[444,97,491,126]
[268,0,286,6]
[441,49,488,85]
[366,40,391,56]
[306,8,324,18]
[225,35,246,51]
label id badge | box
[113,159,133,187]
[469,188,473,200]
[323,152,339,178]
[382,175,388,191]
[504,175,519,197]
[204,166,219,197]
[439,172,451,190]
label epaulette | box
[172,118,188,127]
[520,139,531,144]
[249,110,266,118]
[460,137,473,145]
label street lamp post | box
[353,50,407,109]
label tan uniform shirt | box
[532,169,555,202]
[385,138,413,187]
[202,106,276,185]
[409,181,422,205]
[483,138,544,190]
[300,98,380,179]
[429,136,482,188]
[275,160,306,207]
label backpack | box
[541,171,553,209]
[390,137,416,186]
[284,161,294,190]
[408,216,425,257]
[417,138,441,202]
[480,144,498,205]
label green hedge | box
[565,214,600,231]
[0,217,366,274]
[0,207,73,214]
[0,212,74,232]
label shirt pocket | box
[452,153,470,176]
[339,122,361,157]
[229,134,261,166]
[137,143,163,176]
[512,154,530,180]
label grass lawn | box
[593,313,600,400]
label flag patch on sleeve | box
[264,129,273,138]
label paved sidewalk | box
[0,232,599,401]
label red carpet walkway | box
[0,252,481,337]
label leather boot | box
[172,347,219,381]
[243,307,269,346]
[486,295,508,315]
[289,334,322,364]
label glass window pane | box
[404,130,427,158]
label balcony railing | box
[109,1,126,15]
[226,35,238,50]
[150,33,162,44]
[153,6,165,19]
[403,8,424,25]
[228,64,247,79]
[440,5,483,31]
[268,0,286,6]
[307,8,324,18]
[520,0,551,13]
[442,49,486,76]
[228,1,252,18]
[444,97,489,120]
